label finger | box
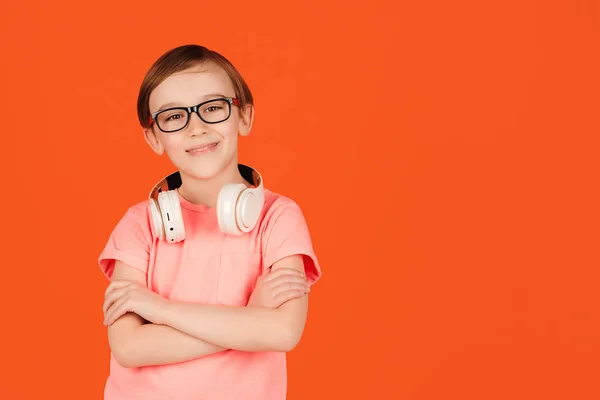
[277,267,305,277]
[265,267,304,278]
[104,280,129,297]
[264,268,305,283]
[271,282,310,299]
[104,295,125,325]
[272,289,308,307]
[255,267,271,283]
[104,296,131,326]
[104,280,134,298]
[267,274,310,289]
[103,285,133,315]
[103,283,137,315]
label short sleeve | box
[262,201,321,285]
[98,204,153,280]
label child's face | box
[144,63,252,181]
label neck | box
[177,161,249,208]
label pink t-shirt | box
[98,188,321,400]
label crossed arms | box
[104,255,310,368]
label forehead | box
[149,64,235,111]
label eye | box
[164,112,185,121]
[205,106,223,113]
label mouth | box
[186,142,220,154]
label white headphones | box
[148,164,265,243]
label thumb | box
[261,267,271,276]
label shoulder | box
[260,189,307,226]
[98,199,154,280]
[258,189,321,284]
[110,199,153,234]
[123,199,152,221]
[258,188,310,246]
[104,198,155,246]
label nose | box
[187,111,209,136]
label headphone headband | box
[148,164,265,242]
[148,164,262,202]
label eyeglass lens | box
[156,99,231,132]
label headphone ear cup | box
[157,190,186,243]
[168,190,185,242]
[148,198,164,240]
[235,188,263,233]
[217,183,246,235]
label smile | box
[186,142,220,155]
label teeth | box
[188,143,216,152]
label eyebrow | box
[155,93,228,113]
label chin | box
[169,147,237,180]
[180,160,231,181]
[183,166,222,180]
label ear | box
[238,104,254,137]
[143,126,165,155]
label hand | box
[247,267,310,308]
[103,280,170,326]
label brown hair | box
[137,44,254,129]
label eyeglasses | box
[150,97,241,133]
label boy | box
[98,44,321,399]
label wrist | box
[157,298,176,326]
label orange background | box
[1,0,599,399]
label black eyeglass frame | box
[149,97,241,133]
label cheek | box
[221,122,240,140]
[161,135,184,153]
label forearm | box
[160,301,303,353]
[117,321,227,368]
